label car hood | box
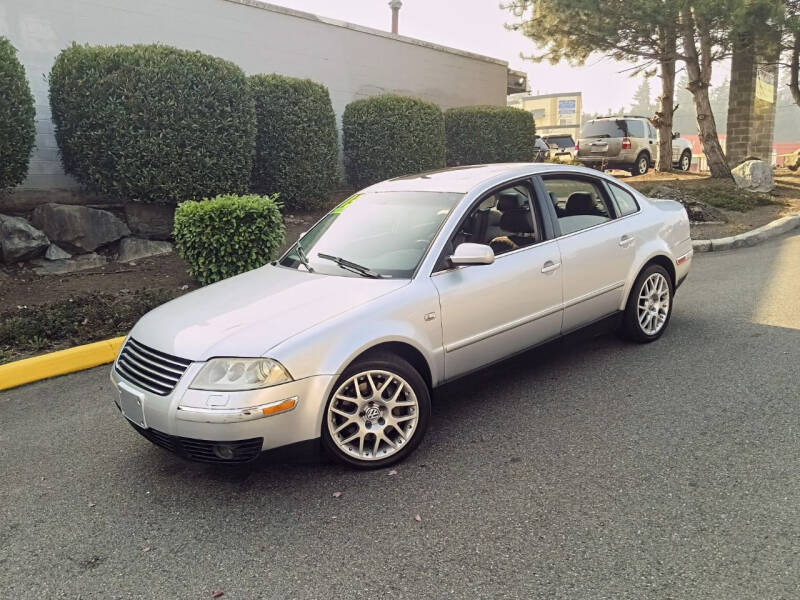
[129,265,407,361]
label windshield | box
[279,191,463,278]
[581,120,627,138]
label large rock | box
[0,214,50,263]
[31,203,130,253]
[45,243,71,261]
[31,252,107,276]
[124,202,175,240]
[117,237,173,263]
[732,160,775,193]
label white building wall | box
[0,0,507,190]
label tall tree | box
[782,1,800,106]
[672,74,698,136]
[676,1,731,177]
[630,78,657,116]
[504,0,679,171]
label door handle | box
[541,260,561,274]
[619,235,635,248]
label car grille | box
[129,422,263,464]
[115,338,192,396]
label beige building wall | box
[508,92,583,141]
[1,0,508,190]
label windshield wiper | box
[317,253,386,279]
[296,242,314,273]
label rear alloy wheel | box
[322,353,430,469]
[620,264,673,343]
[631,153,649,176]
[679,150,691,172]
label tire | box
[321,352,431,469]
[678,150,691,172]
[620,264,674,343]
[630,152,649,176]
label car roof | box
[366,163,586,194]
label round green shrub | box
[343,94,446,188]
[49,43,256,204]
[173,194,285,285]
[0,37,36,193]
[249,74,338,211]
[444,106,536,166]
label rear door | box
[536,174,640,333]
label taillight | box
[622,137,632,150]
[575,142,579,152]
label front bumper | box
[110,364,335,459]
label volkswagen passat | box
[111,164,692,468]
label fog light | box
[213,444,235,460]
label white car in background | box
[111,164,692,469]
[541,133,577,163]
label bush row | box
[50,44,257,205]
[0,37,35,193]
[42,43,537,207]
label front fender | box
[268,280,444,386]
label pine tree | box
[630,78,656,117]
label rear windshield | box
[582,120,627,138]
[544,136,574,147]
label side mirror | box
[672,132,680,140]
[449,243,495,266]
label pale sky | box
[268,0,680,114]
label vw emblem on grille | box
[364,406,381,421]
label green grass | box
[0,289,179,364]
[630,179,779,212]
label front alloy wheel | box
[322,353,430,468]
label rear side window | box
[542,176,614,235]
[581,120,626,138]
[545,136,574,148]
[626,120,645,138]
[608,184,640,216]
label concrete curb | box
[0,336,125,391]
[692,215,800,252]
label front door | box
[432,181,563,380]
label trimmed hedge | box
[173,194,284,285]
[249,74,338,211]
[343,94,446,188]
[0,37,36,193]
[444,106,536,166]
[49,43,256,204]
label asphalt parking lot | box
[2,232,799,600]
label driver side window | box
[451,183,540,257]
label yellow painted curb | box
[0,336,126,391]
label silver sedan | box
[110,164,692,468]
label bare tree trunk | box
[679,6,731,178]
[654,24,676,172]
[790,30,800,107]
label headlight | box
[190,358,292,391]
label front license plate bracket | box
[119,386,146,428]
